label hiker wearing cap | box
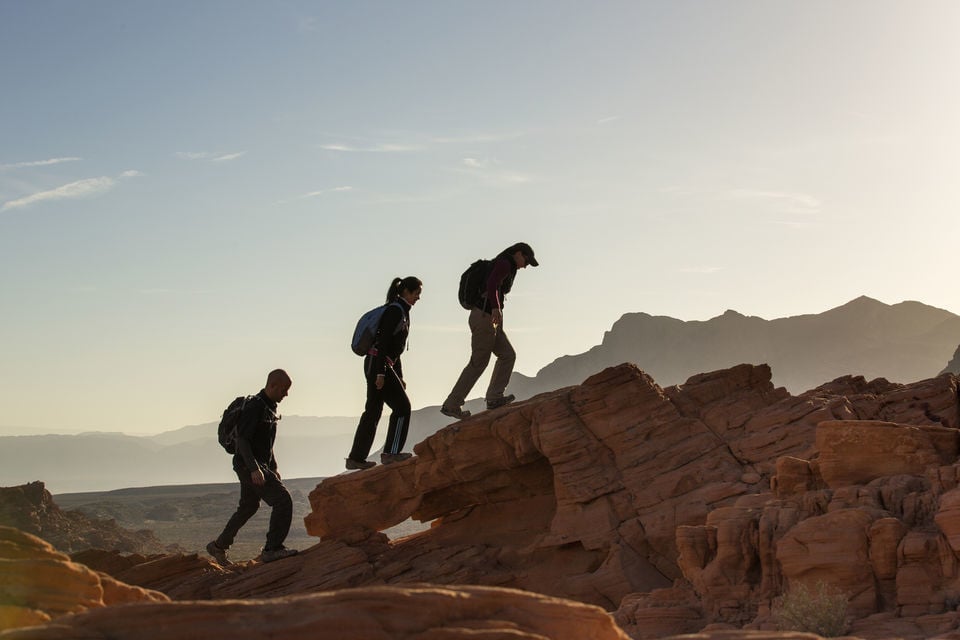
[441,242,539,420]
[345,276,423,470]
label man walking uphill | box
[441,242,539,420]
[207,369,298,564]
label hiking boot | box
[440,405,471,420]
[206,540,229,566]
[260,546,298,563]
[486,394,515,411]
[380,452,413,465]
[345,458,376,470]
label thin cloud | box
[176,151,247,162]
[1,176,115,211]
[455,157,533,186]
[120,170,144,178]
[727,188,821,214]
[679,266,723,274]
[276,186,354,204]
[298,16,321,32]
[431,132,524,144]
[597,116,621,125]
[320,143,420,153]
[0,157,82,170]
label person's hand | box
[376,374,385,390]
[491,308,502,327]
[251,468,265,486]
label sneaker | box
[206,540,229,566]
[440,405,471,420]
[345,458,376,470]
[380,452,413,464]
[260,546,298,563]
[486,394,516,411]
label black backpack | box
[217,395,255,454]
[457,259,491,310]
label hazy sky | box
[2,1,959,436]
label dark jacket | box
[481,251,519,313]
[369,298,410,377]
[233,390,280,474]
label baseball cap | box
[516,242,539,267]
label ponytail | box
[385,276,423,303]
[385,277,404,303]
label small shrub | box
[773,580,848,637]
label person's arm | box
[235,398,265,485]
[485,258,511,325]
[372,304,404,387]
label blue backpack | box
[351,301,403,356]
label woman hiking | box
[346,276,422,470]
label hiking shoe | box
[486,394,516,411]
[380,452,413,464]
[260,546,298,563]
[206,540,229,566]
[345,458,376,470]
[440,405,471,420]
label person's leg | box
[259,471,293,551]
[348,358,385,461]
[214,470,261,549]
[485,325,516,403]
[382,370,411,454]
[443,308,496,409]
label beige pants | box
[444,308,516,408]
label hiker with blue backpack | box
[441,243,538,420]
[207,368,298,565]
[346,276,423,470]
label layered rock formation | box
[0,482,173,554]
[6,362,960,640]
[0,526,167,632]
[0,584,629,640]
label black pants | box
[215,467,292,551]
[348,357,411,460]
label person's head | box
[386,276,423,306]
[264,369,292,403]
[505,242,539,269]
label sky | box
[1,1,959,436]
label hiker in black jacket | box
[441,242,538,419]
[346,276,423,470]
[207,369,297,564]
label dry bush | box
[773,580,848,637]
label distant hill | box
[5,296,958,493]
[0,408,459,493]
[507,296,960,400]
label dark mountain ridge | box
[508,296,960,400]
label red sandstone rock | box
[7,363,960,640]
[0,584,630,640]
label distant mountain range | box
[507,295,960,399]
[3,296,958,493]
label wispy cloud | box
[455,157,533,187]
[1,170,142,211]
[298,16,321,32]
[727,188,821,214]
[276,186,354,204]
[1,177,115,211]
[319,143,420,153]
[597,116,621,125]
[678,266,723,274]
[0,157,82,170]
[175,151,247,162]
[431,132,524,144]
